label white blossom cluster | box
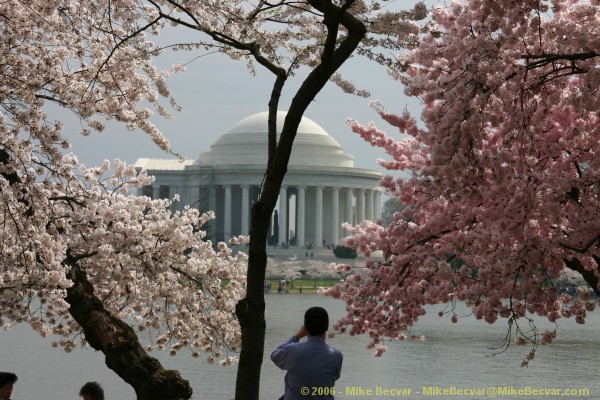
[0,0,248,364]
[1,154,247,362]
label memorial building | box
[135,111,382,246]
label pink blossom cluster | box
[324,0,600,360]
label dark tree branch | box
[34,94,69,107]
[320,0,340,70]
[520,51,598,91]
[48,195,86,208]
[267,73,287,164]
[522,51,599,69]
[64,252,193,400]
[149,0,285,79]
[563,257,600,297]
[560,233,600,254]
[0,148,34,217]
[234,1,366,399]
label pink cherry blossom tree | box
[325,0,600,365]
[1,0,431,399]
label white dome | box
[201,111,354,168]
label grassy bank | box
[265,278,340,294]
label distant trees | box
[326,0,600,365]
[381,198,405,226]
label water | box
[1,295,599,399]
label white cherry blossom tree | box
[1,1,247,398]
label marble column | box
[224,185,232,238]
[345,188,353,226]
[297,186,306,246]
[241,185,249,236]
[152,185,160,200]
[315,186,323,247]
[374,190,381,219]
[366,189,373,221]
[332,187,339,245]
[278,186,287,245]
[356,189,364,223]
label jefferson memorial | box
[135,111,383,246]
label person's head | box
[304,307,329,336]
[0,372,17,400]
[79,382,104,400]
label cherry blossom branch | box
[34,94,69,107]
[47,196,86,208]
[90,16,163,91]
[522,51,599,69]
[149,0,286,78]
[560,233,600,254]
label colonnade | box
[217,185,381,246]
[148,184,382,245]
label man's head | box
[0,372,17,400]
[79,382,104,400]
[304,307,329,336]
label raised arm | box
[270,325,308,369]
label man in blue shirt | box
[271,307,343,400]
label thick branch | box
[563,257,600,297]
[64,253,192,400]
[560,233,600,254]
[263,0,366,198]
[267,73,287,164]
[150,0,285,77]
[34,94,69,107]
[320,0,340,70]
[522,51,599,69]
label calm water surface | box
[1,295,599,399]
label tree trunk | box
[64,255,193,400]
[234,3,366,398]
[234,201,271,399]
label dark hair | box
[304,307,329,336]
[0,372,17,389]
[79,382,104,400]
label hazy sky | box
[59,1,435,175]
